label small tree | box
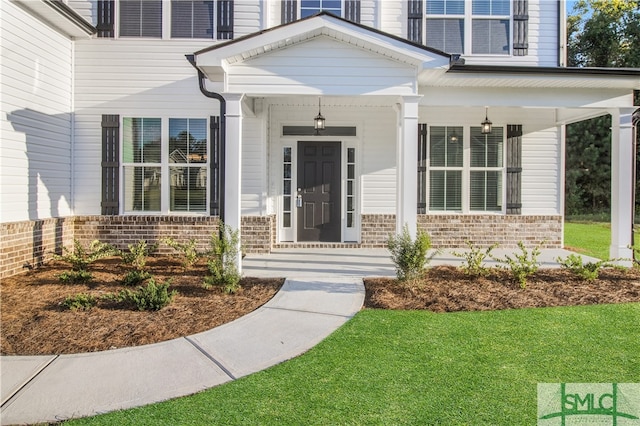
[387,225,435,281]
[204,223,241,293]
[53,239,117,283]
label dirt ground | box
[2,257,639,356]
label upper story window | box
[283,0,360,24]
[425,0,510,55]
[300,0,342,19]
[99,0,233,39]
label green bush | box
[122,269,152,286]
[54,239,117,283]
[556,253,612,281]
[204,224,241,294]
[121,240,158,271]
[492,241,541,289]
[452,241,498,277]
[114,279,177,311]
[62,293,97,311]
[162,237,199,269]
[387,225,435,281]
[58,270,94,284]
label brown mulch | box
[365,266,640,312]
[2,258,639,356]
[1,256,283,356]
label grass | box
[67,303,640,425]
[564,221,611,260]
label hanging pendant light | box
[314,98,325,134]
[481,107,493,134]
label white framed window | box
[171,0,215,39]
[122,117,209,214]
[425,125,505,212]
[425,0,511,55]
[300,0,342,18]
[119,0,163,38]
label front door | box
[297,141,341,242]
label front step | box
[273,242,363,249]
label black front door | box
[297,141,341,242]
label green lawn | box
[68,304,640,425]
[564,221,611,260]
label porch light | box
[481,107,493,134]
[314,98,325,134]
[450,129,458,143]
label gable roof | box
[15,0,96,39]
[193,12,452,83]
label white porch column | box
[610,108,635,266]
[224,93,244,273]
[395,95,422,237]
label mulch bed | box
[364,266,640,312]
[1,257,283,356]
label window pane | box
[471,127,503,167]
[121,0,162,37]
[427,0,464,14]
[347,147,355,163]
[169,118,207,164]
[124,166,161,211]
[473,0,509,15]
[430,126,463,167]
[426,19,464,54]
[430,170,461,211]
[171,0,214,38]
[170,166,207,212]
[472,19,509,54]
[123,118,161,163]
[301,0,342,17]
[470,171,502,211]
[283,147,292,163]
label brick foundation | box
[1,213,562,279]
[418,214,562,248]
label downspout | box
[633,108,639,263]
[185,54,225,225]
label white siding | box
[360,0,377,28]
[1,1,74,223]
[379,0,405,38]
[73,39,224,215]
[235,0,264,38]
[521,127,562,215]
[242,116,266,215]
[68,0,95,24]
[227,36,417,95]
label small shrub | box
[556,254,611,281]
[121,240,158,271]
[452,241,498,277]
[62,293,97,311]
[204,224,241,294]
[58,270,93,283]
[122,269,152,286]
[114,279,177,311]
[387,225,436,281]
[163,237,199,269]
[53,239,117,272]
[492,241,541,288]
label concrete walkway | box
[1,248,585,425]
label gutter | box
[185,55,226,224]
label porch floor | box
[241,248,594,278]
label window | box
[282,147,293,228]
[300,0,342,18]
[424,0,511,55]
[119,0,162,37]
[169,119,208,212]
[346,148,356,228]
[123,118,162,211]
[470,127,503,211]
[171,0,214,38]
[429,126,463,211]
[424,125,505,212]
[122,117,209,213]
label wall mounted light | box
[450,128,458,143]
[481,107,492,134]
[314,98,325,134]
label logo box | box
[538,383,640,425]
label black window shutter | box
[101,115,120,215]
[417,123,428,214]
[345,0,361,23]
[210,116,221,216]
[217,0,234,39]
[97,0,114,37]
[513,0,529,56]
[281,0,297,24]
[506,124,523,214]
[408,0,424,43]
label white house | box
[1,0,638,277]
